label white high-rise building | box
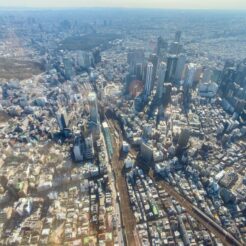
[88,92,99,124]
[73,145,83,162]
[184,63,197,87]
[144,62,153,96]
[157,62,167,99]
[84,134,94,160]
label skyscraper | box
[174,54,186,82]
[56,108,69,131]
[165,55,178,82]
[127,49,145,74]
[63,57,74,80]
[178,128,190,148]
[157,36,168,57]
[202,68,213,83]
[157,62,167,99]
[135,63,143,81]
[163,83,172,105]
[235,61,246,87]
[221,66,236,85]
[144,62,153,96]
[211,67,223,83]
[73,137,83,162]
[92,48,101,65]
[84,134,95,160]
[169,42,182,55]
[88,92,99,124]
[175,31,182,43]
[184,63,197,87]
[149,53,158,85]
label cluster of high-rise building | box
[219,60,246,115]
[0,8,246,246]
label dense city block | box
[0,9,245,246]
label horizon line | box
[0,6,246,11]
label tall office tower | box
[219,60,235,86]
[76,51,93,69]
[142,63,147,82]
[211,67,223,83]
[194,65,203,84]
[144,62,153,96]
[175,31,182,43]
[84,134,95,160]
[149,53,158,85]
[202,68,213,83]
[169,42,183,55]
[157,36,168,57]
[236,61,246,87]
[182,83,192,112]
[184,63,197,87]
[56,108,69,131]
[88,92,99,124]
[127,49,145,74]
[174,54,186,82]
[92,48,101,65]
[140,142,153,162]
[239,108,246,124]
[157,104,165,121]
[165,55,178,82]
[80,119,89,137]
[163,83,172,105]
[98,82,104,101]
[135,63,143,81]
[219,66,237,96]
[178,128,190,148]
[221,67,236,84]
[134,95,143,111]
[224,59,235,69]
[83,52,93,68]
[157,62,167,99]
[73,137,83,162]
[63,57,74,80]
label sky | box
[0,0,246,9]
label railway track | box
[105,114,243,246]
[152,176,243,246]
[108,119,137,246]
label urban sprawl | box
[0,10,246,246]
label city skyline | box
[0,4,245,246]
[1,0,246,9]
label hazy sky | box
[0,0,246,9]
